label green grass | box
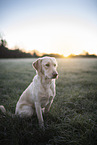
[0,58,97,145]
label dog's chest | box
[39,86,53,107]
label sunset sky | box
[0,0,97,56]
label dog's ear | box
[33,58,42,73]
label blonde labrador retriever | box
[0,56,58,128]
[15,56,58,128]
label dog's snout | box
[52,72,58,78]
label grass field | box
[0,58,97,145]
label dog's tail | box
[0,105,15,117]
[0,105,6,114]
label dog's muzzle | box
[52,72,58,79]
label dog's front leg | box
[44,97,54,113]
[44,101,52,113]
[35,102,44,128]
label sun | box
[63,54,70,57]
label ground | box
[0,58,97,145]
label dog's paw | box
[39,122,45,131]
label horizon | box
[1,42,96,58]
[22,49,97,57]
[0,0,97,57]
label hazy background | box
[0,0,97,56]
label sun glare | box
[63,54,69,57]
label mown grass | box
[0,58,97,145]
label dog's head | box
[33,56,58,79]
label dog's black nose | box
[52,72,58,78]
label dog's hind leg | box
[15,105,34,117]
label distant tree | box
[0,39,7,47]
[42,53,64,58]
[81,50,89,56]
[33,52,38,58]
[0,38,33,58]
[86,52,89,56]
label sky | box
[0,0,97,56]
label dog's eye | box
[45,64,50,67]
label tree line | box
[0,39,64,58]
[0,38,96,58]
[0,39,33,58]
